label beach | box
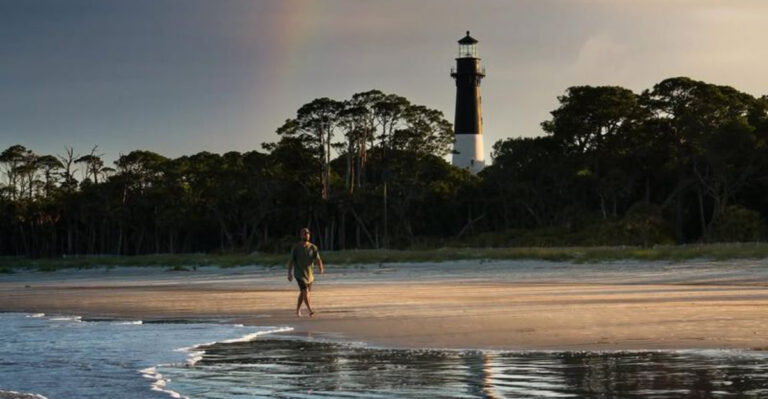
[2,259,768,351]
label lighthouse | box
[451,31,486,174]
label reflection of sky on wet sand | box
[481,353,498,398]
[158,337,768,398]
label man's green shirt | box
[291,242,319,284]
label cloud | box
[572,33,631,78]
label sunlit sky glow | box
[2,0,768,163]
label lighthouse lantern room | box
[458,33,478,58]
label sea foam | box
[145,325,294,398]
[113,320,143,325]
[0,389,49,399]
[49,316,81,322]
[175,326,294,366]
[140,367,187,399]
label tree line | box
[2,78,768,257]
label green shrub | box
[708,205,766,243]
[620,202,675,246]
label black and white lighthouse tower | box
[451,31,486,174]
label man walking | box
[287,227,324,317]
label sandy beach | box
[2,259,768,351]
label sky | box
[2,0,768,164]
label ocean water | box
[0,313,290,399]
[2,313,768,399]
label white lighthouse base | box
[452,133,485,174]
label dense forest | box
[2,77,768,257]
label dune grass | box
[2,243,768,272]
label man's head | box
[300,227,311,242]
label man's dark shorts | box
[296,279,312,291]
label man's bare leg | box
[296,291,304,317]
[303,289,314,317]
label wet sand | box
[2,260,768,350]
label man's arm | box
[287,260,293,281]
[316,256,324,275]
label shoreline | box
[5,310,768,356]
[3,259,768,351]
[8,308,768,354]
